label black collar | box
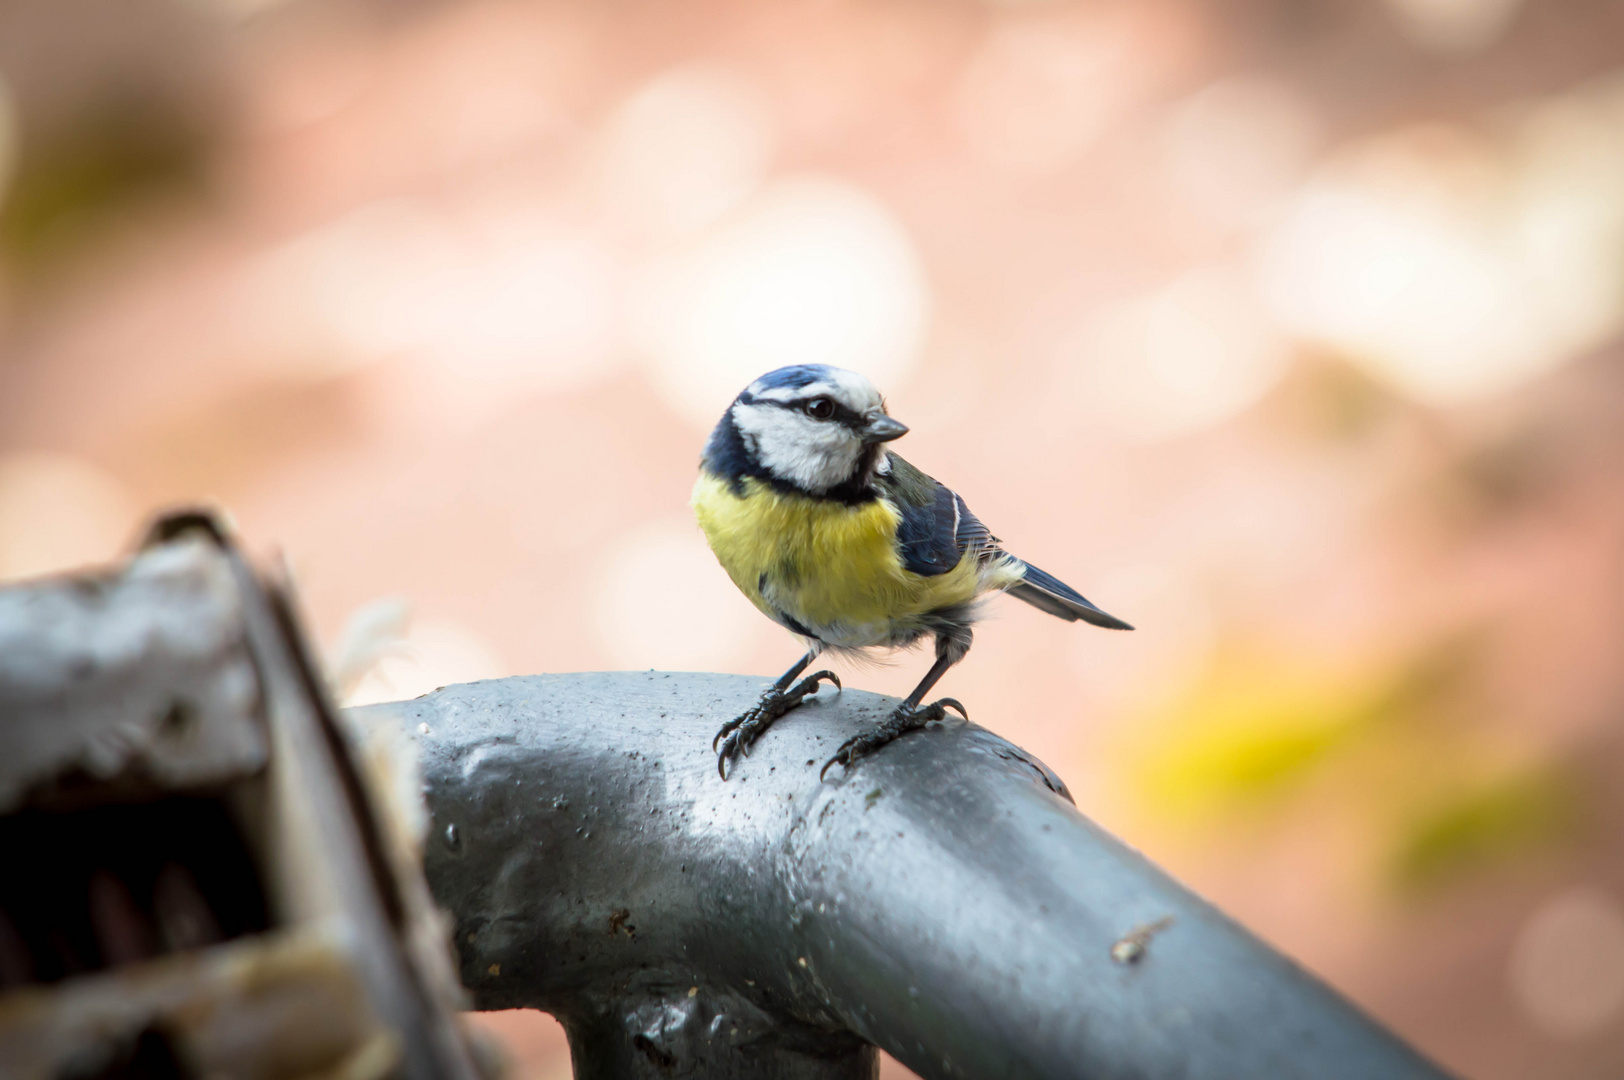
[700,413,880,506]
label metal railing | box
[374,672,1458,1080]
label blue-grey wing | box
[880,456,1000,578]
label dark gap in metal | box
[0,795,269,989]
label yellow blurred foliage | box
[1129,634,1581,894]
[1133,639,1468,814]
[1389,765,1580,894]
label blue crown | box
[746,365,837,395]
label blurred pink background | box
[5,0,1624,1076]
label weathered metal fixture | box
[0,512,482,1080]
[380,673,1459,1080]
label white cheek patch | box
[732,403,863,493]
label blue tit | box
[692,364,1133,779]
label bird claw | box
[819,697,967,781]
[716,670,840,779]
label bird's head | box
[706,365,908,496]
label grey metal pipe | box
[373,672,1454,1080]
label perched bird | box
[692,364,1132,779]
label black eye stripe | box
[741,392,874,429]
[761,396,869,427]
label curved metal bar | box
[370,672,1454,1080]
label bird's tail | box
[1004,560,1134,630]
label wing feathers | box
[882,455,998,577]
[880,454,1134,631]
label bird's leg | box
[822,629,971,780]
[715,650,839,779]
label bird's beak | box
[861,414,909,443]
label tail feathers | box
[1006,560,1134,631]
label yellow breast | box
[690,471,989,648]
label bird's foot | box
[820,698,968,781]
[715,671,841,779]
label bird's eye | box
[804,397,836,420]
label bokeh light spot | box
[244,197,621,403]
[1161,74,1320,232]
[1383,0,1524,53]
[600,64,776,241]
[594,518,758,671]
[1510,886,1624,1039]
[1258,108,1624,405]
[1061,265,1291,441]
[956,17,1136,173]
[632,176,928,427]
